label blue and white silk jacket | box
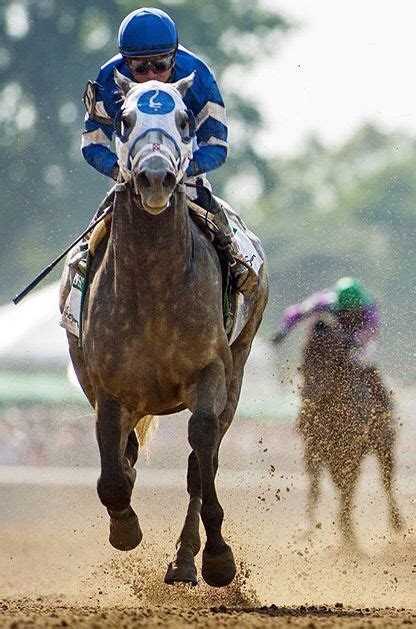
[81,45,228,178]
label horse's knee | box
[188,410,219,452]
[97,473,132,512]
[310,476,320,497]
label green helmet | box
[334,277,371,311]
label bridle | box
[116,121,193,198]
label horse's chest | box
[85,317,216,390]
[84,259,225,407]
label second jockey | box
[273,277,391,408]
[81,7,252,291]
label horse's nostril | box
[137,168,176,190]
[163,170,176,190]
[136,171,151,189]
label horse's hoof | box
[202,544,236,587]
[164,561,198,586]
[109,510,142,551]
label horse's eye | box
[176,110,188,134]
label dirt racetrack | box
[1,407,416,627]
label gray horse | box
[60,72,268,587]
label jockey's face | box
[126,53,175,84]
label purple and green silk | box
[279,290,380,347]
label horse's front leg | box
[95,394,142,551]
[188,361,236,588]
[304,446,322,532]
[164,451,201,585]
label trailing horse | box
[60,72,268,587]
[298,315,403,547]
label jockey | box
[81,7,252,291]
[272,277,391,407]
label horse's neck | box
[306,354,359,392]
[303,346,349,388]
[108,189,193,286]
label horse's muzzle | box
[135,155,177,215]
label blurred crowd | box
[0,403,300,471]
[0,405,97,466]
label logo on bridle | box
[149,92,162,110]
[138,90,175,115]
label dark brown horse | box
[60,72,268,587]
[298,315,403,546]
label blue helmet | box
[118,7,178,58]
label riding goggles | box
[126,53,176,75]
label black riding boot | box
[194,183,257,294]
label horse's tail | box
[135,414,159,448]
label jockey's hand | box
[111,165,119,181]
[272,330,286,345]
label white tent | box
[0,282,69,370]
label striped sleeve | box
[81,82,118,178]
[187,73,228,176]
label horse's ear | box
[114,68,135,96]
[173,71,195,98]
